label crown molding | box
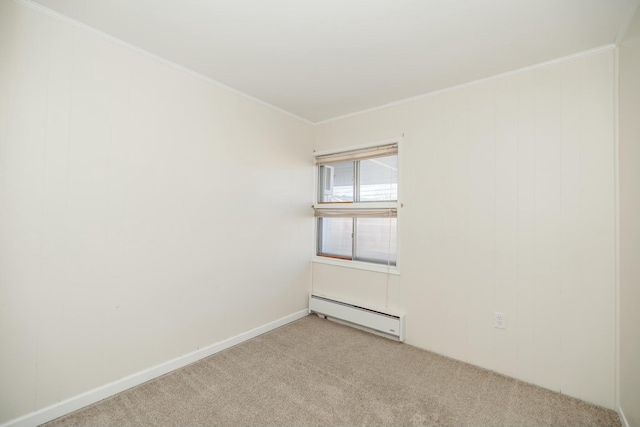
[10,0,314,126]
[316,44,616,125]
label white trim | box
[615,0,640,46]
[10,0,313,126]
[315,44,617,125]
[614,46,621,410]
[312,256,400,275]
[0,309,309,427]
[311,153,320,261]
[11,0,621,127]
[618,404,630,427]
[395,135,403,273]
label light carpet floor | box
[43,315,621,427]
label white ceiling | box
[30,0,637,123]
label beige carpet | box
[43,315,620,427]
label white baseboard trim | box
[1,309,309,427]
[618,404,630,427]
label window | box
[314,143,398,268]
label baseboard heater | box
[308,294,405,341]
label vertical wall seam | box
[532,69,538,387]
[613,45,620,410]
[62,25,75,317]
[33,12,55,410]
[493,82,504,367]
[516,75,521,379]
[465,89,470,363]
[558,62,564,394]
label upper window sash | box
[316,147,398,204]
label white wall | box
[0,1,313,423]
[619,6,640,426]
[314,49,616,409]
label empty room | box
[1,0,639,426]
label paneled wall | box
[314,49,616,408]
[0,1,313,422]
[619,7,640,427]
[0,0,622,421]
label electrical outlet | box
[494,312,506,329]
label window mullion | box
[352,217,357,260]
[354,160,359,202]
[352,161,358,260]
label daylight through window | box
[314,143,398,267]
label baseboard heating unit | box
[308,294,405,341]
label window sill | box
[312,256,400,275]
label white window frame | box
[312,138,401,275]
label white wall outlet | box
[494,312,506,329]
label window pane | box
[358,155,398,201]
[319,162,354,202]
[318,217,353,259]
[355,217,397,265]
